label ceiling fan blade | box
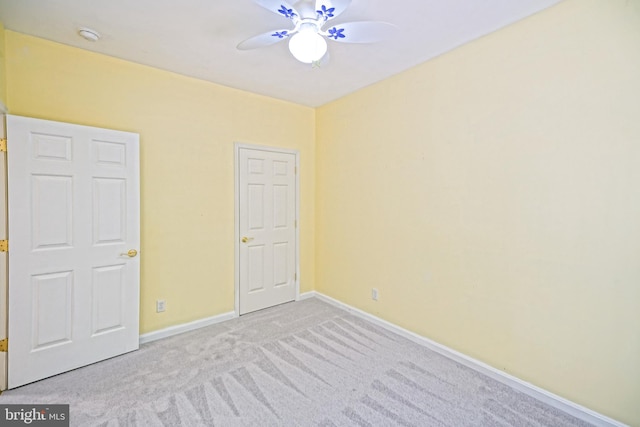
[237,29,291,50]
[253,0,300,21]
[323,21,396,43]
[315,0,352,22]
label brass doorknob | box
[120,249,138,257]
[241,237,254,243]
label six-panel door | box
[7,115,140,388]
[238,148,297,315]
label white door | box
[6,115,140,388]
[237,146,297,315]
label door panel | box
[238,147,297,315]
[248,184,265,230]
[32,175,74,249]
[93,178,127,244]
[91,264,126,335]
[31,271,74,349]
[7,115,140,388]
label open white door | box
[6,115,140,388]
[236,145,298,315]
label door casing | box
[234,143,300,316]
[0,109,8,391]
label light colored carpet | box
[1,298,592,426]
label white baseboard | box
[303,291,626,427]
[297,291,316,301]
[139,311,236,345]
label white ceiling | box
[0,0,562,107]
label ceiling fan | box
[237,0,395,65]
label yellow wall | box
[316,0,640,425]
[0,22,6,107]
[4,31,315,334]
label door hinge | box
[0,138,6,152]
[0,338,7,352]
[294,220,297,228]
[295,273,297,281]
[0,240,7,252]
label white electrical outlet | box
[372,288,379,301]
[156,299,166,313]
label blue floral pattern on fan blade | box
[278,5,297,19]
[272,31,289,39]
[328,27,346,40]
[317,5,336,21]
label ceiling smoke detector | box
[78,28,101,42]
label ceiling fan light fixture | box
[240,1,393,66]
[288,28,327,64]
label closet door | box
[237,146,298,315]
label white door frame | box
[234,142,300,316]
[0,108,8,391]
